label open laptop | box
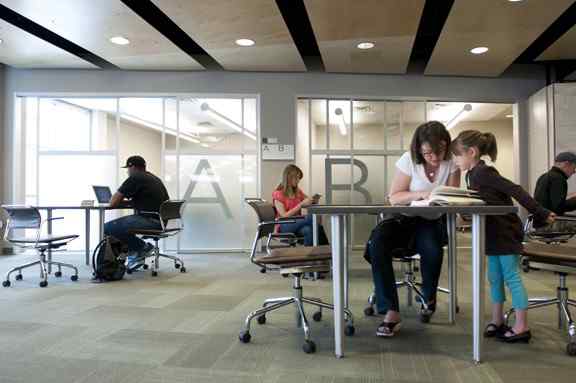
[92,186,112,204]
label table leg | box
[85,209,90,266]
[331,214,345,358]
[446,213,458,324]
[312,214,318,246]
[47,208,53,274]
[343,215,350,310]
[472,214,486,364]
[99,209,105,241]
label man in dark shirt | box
[534,152,576,215]
[105,155,169,270]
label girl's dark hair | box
[451,130,498,161]
[410,121,452,164]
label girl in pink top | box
[273,165,328,246]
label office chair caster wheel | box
[142,264,149,270]
[151,271,158,277]
[2,280,10,287]
[302,340,316,354]
[180,267,186,273]
[39,281,48,288]
[175,263,181,269]
[239,331,251,343]
[71,275,78,282]
[54,271,62,278]
[312,311,322,322]
[15,274,23,281]
[257,315,266,325]
[567,343,576,356]
[364,306,375,316]
[260,268,266,274]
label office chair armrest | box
[258,216,305,227]
[45,216,65,222]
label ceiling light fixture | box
[447,104,473,130]
[357,42,375,50]
[508,0,524,2]
[334,108,348,135]
[235,38,255,47]
[470,46,489,55]
[200,102,256,140]
[506,114,513,118]
[110,36,130,45]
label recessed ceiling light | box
[508,0,524,2]
[357,42,375,50]
[110,36,130,45]
[235,39,255,47]
[506,114,513,118]
[470,46,489,55]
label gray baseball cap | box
[555,152,576,164]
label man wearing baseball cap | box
[534,151,576,215]
[106,155,170,271]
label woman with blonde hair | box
[272,164,328,246]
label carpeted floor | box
[0,239,574,383]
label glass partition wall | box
[297,98,426,247]
[15,95,259,252]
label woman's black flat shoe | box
[484,323,510,338]
[419,302,436,323]
[498,329,531,343]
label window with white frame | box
[15,95,259,252]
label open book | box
[410,186,486,207]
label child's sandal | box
[484,323,510,338]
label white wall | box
[527,86,554,193]
[2,68,546,202]
[553,83,576,193]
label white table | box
[308,204,517,363]
[36,205,133,266]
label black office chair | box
[127,200,186,276]
[505,215,576,355]
[1,206,79,288]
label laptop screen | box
[92,186,112,203]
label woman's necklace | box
[425,164,439,181]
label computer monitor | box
[92,186,112,204]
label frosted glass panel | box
[178,155,245,250]
[328,100,351,151]
[385,102,402,151]
[39,99,90,151]
[311,100,327,150]
[353,101,386,150]
[20,95,259,252]
[38,154,117,251]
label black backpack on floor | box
[92,236,128,282]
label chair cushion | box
[523,242,576,264]
[9,234,79,244]
[255,245,331,265]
